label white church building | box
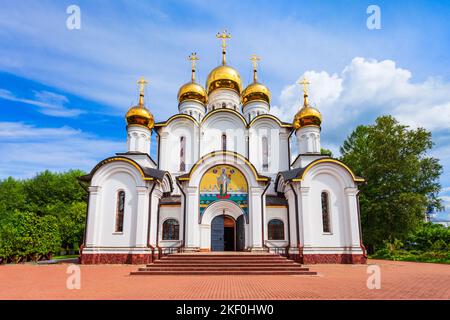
[79,32,367,264]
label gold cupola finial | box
[298,77,310,107]
[126,77,154,130]
[137,76,148,107]
[293,77,322,130]
[250,54,260,83]
[241,54,271,106]
[177,53,207,106]
[216,30,231,65]
[188,52,199,83]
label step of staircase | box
[130,252,316,276]
[130,270,316,275]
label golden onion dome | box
[126,106,154,130]
[293,105,322,130]
[241,82,271,105]
[206,65,243,94]
[177,81,207,105]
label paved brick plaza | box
[0,259,448,300]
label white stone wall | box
[127,125,151,154]
[264,207,289,248]
[158,206,183,248]
[242,101,269,122]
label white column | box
[284,187,298,250]
[85,186,102,247]
[249,186,264,250]
[298,186,312,247]
[149,187,163,246]
[184,186,200,250]
[134,186,150,247]
[158,132,169,170]
[345,187,362,248]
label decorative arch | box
[85,156,173,192]
[91,160,146,187]
[201,108,247,127]
[248,114,292,128]
[199,165,249,223]
[293,159,364,184]
[178,151,270,184]
[201,200,245,225]
[154,114,199,127]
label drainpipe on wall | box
[289,182,303,263]
[260,181,271,251]
[176,179,187,252]
[146,182,157,262]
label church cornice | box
[78,156,174,191]
[248,114,293,128]
[201,108,247,127]
[154,114,199,128]
[275,158,364,192]
[177,150,270,183]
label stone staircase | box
[130,252,317,275]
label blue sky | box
[0,0,449,220]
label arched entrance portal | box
[211,214,245,251]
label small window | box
[115,191,125,232]
[262,136,269,171]
[222,133,227,151]
[179,136,186,172]
[321,192,331,233]
[268,219,284,240]
[162,219,179,240]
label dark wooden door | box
[224,227,234,251]
[236,215,245,251]
[211,215,224,251]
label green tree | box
[46,201,86,250]
[320,148,333,157]
[22,170,86,215]
[0,177,26,220]
[340,116,442,252]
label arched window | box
[179,136,186,172]
[115,191,125,232]
[162,219,179,240]
[222,133,227,151]
[268,219,284,240]
[262,136,269,171]
[321,192,331,233]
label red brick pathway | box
[0,259,448,299]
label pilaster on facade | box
[85,186,102,247]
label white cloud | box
[0,122,123,178]
[0,89,83,117]
[271,57,450,132]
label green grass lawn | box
[51,254,79,260]
[370,250,450,264]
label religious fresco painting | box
[199,165,248,222]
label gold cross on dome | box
[137,76,148,107]
[188,53,199,82]
[250,54,261,82]
[298,77,310,96]
[216,30,231,65]
[298,77,310,107]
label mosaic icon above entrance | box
[199,165,248,222]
